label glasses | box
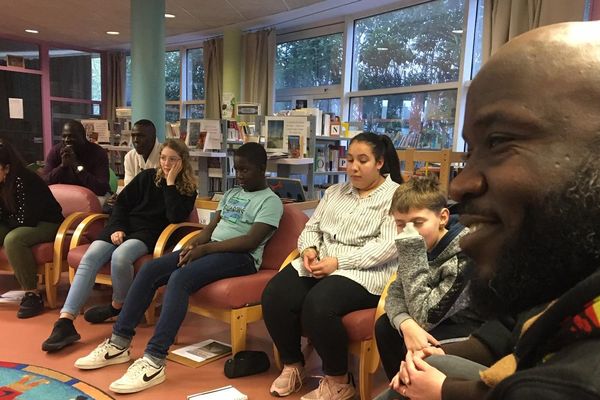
[160,156,181,163]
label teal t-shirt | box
[211,186,283,269]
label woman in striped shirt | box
[263,132,403,400]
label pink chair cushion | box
[68,244,151,275]
[188,204,309,310]
[342,308,376,342]
[189,270,278,309]
[49,184,103,216]
[261,204,309,270]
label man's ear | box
[439,208,450,229]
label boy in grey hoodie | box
[374,176,482,399]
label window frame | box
[275,24,344,113]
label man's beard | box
[469,158,600,317]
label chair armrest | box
[374,272,397,324]
[51,211,99,286]
[69,213,109,251]
[173,229,205,252]
[153,222,205,258]
[278,249,300,271]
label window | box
[50,49,102,100]
[276,33,343,89]
[350,90,457,149]
[184,48,205,119]
[165,50,180,101]
[276,31,343,118]
[0,38,40,70]
[125,47,204,122]
[49,49,102,142]
[349,0,465,149]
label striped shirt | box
[292,174,400,295]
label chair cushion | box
[261,204,308,270]
[0,243,54,264]
[189,270,278,309]
[342,308,376,342]
[68,244,151,275]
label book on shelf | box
[187,385,247,400]
[168,339,232,368]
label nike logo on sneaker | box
[143,367,164,382]
[104,348,128,360]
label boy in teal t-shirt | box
[73,143,283,395]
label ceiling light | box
[452,29,463,34]
[106,31,120,35]
[164,13,176,18]
[377,47,388,51]
[25,29,39,34]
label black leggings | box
[375,314,480,380]
[262,264,379,376]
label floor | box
[0,273,388,399]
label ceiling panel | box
[0,0,379,50]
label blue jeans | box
[113,250,256,359]
[61,239,149,316]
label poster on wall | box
[8,98,23,119]
[80,119,110,144]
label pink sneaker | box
[270,365,305,397]
[300,375,356,400]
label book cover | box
[187,385,247,400]
[168,339,232,368]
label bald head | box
[450,22,600,315]
[466,22,600,150]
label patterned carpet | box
[0,361,114,400]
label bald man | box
[42,120,110,196]
[387,21,600,400]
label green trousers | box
[0,221,60,290]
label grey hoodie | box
[385,217,480,331]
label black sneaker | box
[84,303,121,324]
[17,292,44,319]
[42,318,81,352]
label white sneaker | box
[74,339,130,370]
[109,356,166,394]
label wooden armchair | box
[273,271,397,400]
[0,184,102,308]
[173,204,309,355]
[67,210,200,324]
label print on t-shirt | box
[221,196,251,223]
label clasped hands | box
[301,247,337,278]
[391,347,447,400]
[178,241,208,267]
[60,145,78,169]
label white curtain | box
[203,38,224,119]
[483,0,587,62]
[241,29,276,116]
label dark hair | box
[235,142,267,169]
[0,139,28,213]
[350,132,403,184]
[390,175,446,214]
[133,119,157,135]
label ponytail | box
[350,132,403,184]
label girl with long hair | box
[43,139,197,352]
[0,139,64,319]
[262,132,403,400]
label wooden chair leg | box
[358,340,374,400]
[44,264,57,309]
[230,308,248,355]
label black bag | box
[224,350,270,378]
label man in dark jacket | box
[391,21,600,400]
[42,119,110,196]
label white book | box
[187,385,247,400]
